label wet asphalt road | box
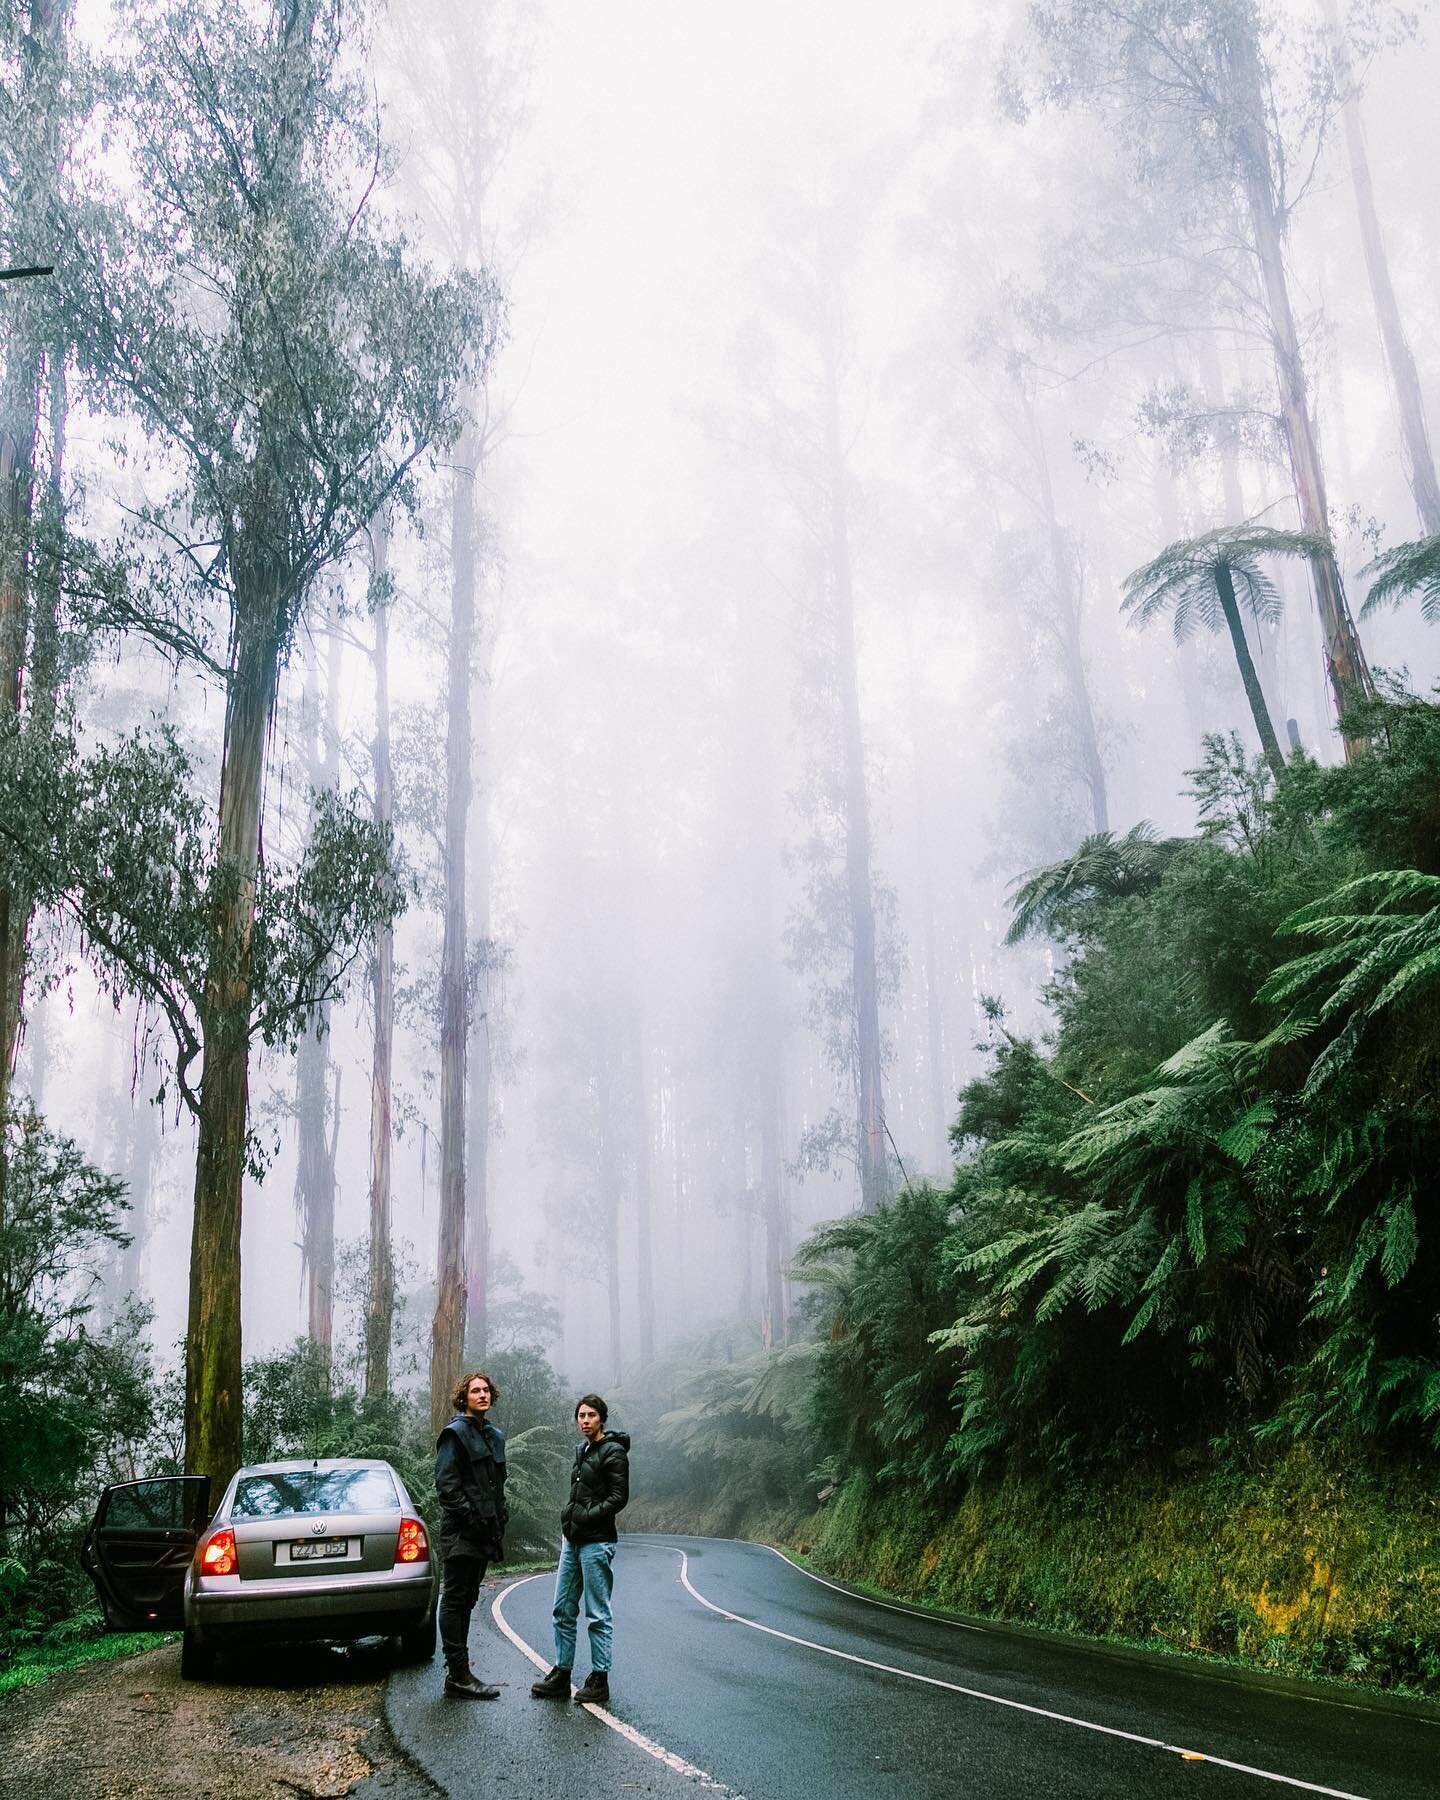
[386,1536,1440,1800]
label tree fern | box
[1362,534,1440,623]
[1005,822,1179,944]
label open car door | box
[81,1476,211,1631]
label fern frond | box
[1361,533,1440,623]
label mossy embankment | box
[627,1448,1440,1694]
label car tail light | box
[200,1527,237,1576]
[396,1517,429,1564]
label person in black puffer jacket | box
[434,1370,508,1698]
[530,1392,629,1707]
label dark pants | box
[439,1549,488,1673]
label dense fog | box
[8,0,1440,1406]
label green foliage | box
[1005,822,1181,944]
[0,1109,159,1664]
[1362,534,1440,624]
[1121,526,1326,643]
[788,698,1440,1499]
[0,721,402,1142]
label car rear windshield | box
[231,1467,399,1520]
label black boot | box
[530,1664,572,1699]
[445,1667,500,1699]
[573,1670,609,1706]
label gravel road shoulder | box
[0,1637,442,1800]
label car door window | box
[102,1480,208,1533]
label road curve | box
[385,1535,1438,1800]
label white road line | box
[490,1571,743,1798]
[668,1547,1374,1800]
[762,1543,986,1632]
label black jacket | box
[435,1413,508,1559]
[561,1430,630,1545]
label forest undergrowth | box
[626,692,1440,1692]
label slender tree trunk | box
[1195,335,1282,714]
[430,432,476,1433]
[0,347,41,1123]
[1325,1,1440,535]
[1023,391,1110,832]
[0,0,66,1120]
[738,1174,755,1329]
[823,361,887,1213]
[185,589,283,1489]
[1228,23,1374,747]
[630,1017,655,1367]
[365,525,395,1400]
[294,631,336,1377]
[598,1055,623,1384]
[1214,565,1287,783]
[758,1016,790,1347]
[463,627,491,1360]
[119,1068,159,1303]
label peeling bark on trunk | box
[365,525,395,1401]
[430,434,476,1434]
[184,589,282,1491]
[824,362,887,1214]
[1228,23,1374,749]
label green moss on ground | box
[632,1449,1440,1695]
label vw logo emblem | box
[310,1520,328,1534]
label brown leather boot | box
[444,1668,500,1699]
[530,1664,572,1699]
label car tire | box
[396,1614,437,1664]
[180,1627,216,1681]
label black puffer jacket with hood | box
[435,1413,508,1559]
[561,1430,630,1546]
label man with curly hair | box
[434,1369,508,1697]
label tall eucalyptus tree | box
[384,0,535,1412]
[0,0,72,1117]
[67,0,495,1485]
[1016,0,1376,746]
[1323,0,1440,537]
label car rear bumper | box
[187,1570,435,1639]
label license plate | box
[290,1538,349,1561]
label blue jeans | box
[551,1538,615,1673]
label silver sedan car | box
[82,1458,438,1680]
